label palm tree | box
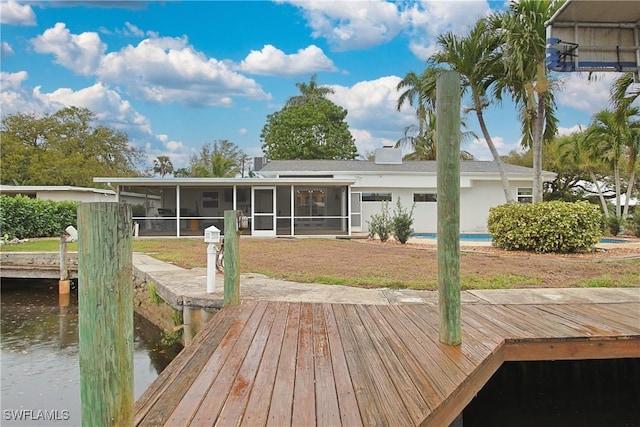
[582,110,627,218]
[153,155,174,177]
[431,19,515,203]
[490,0,562,203]
[286,74,334,106]
[611,72,640,117]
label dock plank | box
[322,305,363,427]
[266,303,300,426]
[135,300,640,427]
[240,302,289,426]
[312,304,341,427]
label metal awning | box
[546,0,640,26]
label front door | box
[252,187,276,237]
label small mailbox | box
[237,212,249,231]
[204,225,221,243]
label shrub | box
[628,214,640,237]
[488,201,602,253]
[367,201,392,242]
[391,198,415,244]
[605,215,622,236]
[0,195,78,239]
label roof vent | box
[374,147,402,164]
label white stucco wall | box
[356,178,534,235]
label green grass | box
[461,274,541,290]
[1,238,76,252]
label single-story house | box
[93,148,555,238]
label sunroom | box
[94,178,355,237]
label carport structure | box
[546,0,640,77]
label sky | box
[0,0,627,171]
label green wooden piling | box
[78,202,133,426]
[436,71,461,346]
[223,210,241,306]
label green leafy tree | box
[431,19,514,203]
[1,107,144,186]
[153,155,174,177]
[261,75,357,160]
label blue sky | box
[0,0,625,170]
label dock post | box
[223,210,241,306]
[436,71,461,346]
[59,235,70,295]
[78,202,134,426]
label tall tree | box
[286,74,335,106]
[1,107,143,186]
[582,110,627,218]
[490,0,562,203]
[189,140,243,177]
[262,78,357,160]
[431,19,514,203]
[153,155,174,177]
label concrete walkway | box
[132,253,640,310]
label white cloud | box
[0,0,36,26]
[1,41,14,57]
[238,128,248,136]
[124,22,145,38]
[283,0,491,58]
[31,23,106,76]
[555,72,618,114]
[1,71,156,148]
[30,25,271,107]
[329,75,414,131]
[239,44,336,76]
[326,76,417,155]
[401,0,492,61]
[282,0,403,51]
[98,36,270,106]
[557,124,586,136]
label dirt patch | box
[236,237,640,288]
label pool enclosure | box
[98,178,354,237]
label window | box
[362,192,392,202]
[517,188,533,203]
[203,191,219,208]
[414,193,437,202]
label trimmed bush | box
[488,201,602,253]
[0,195,78,239]
[391,198,415,244]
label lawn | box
[2,237,639,289]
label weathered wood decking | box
[135,301,640,426]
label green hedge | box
[0,195,78,240]
[488,201,602,253]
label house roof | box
[0,185,115,195]
[259,160,552,177]
[546,0,640,25]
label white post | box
[207,243,218,293]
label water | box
[412,233,630,244]
[0,280,183,426]
[464,359,640,427]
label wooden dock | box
[135,300,640,426]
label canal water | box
[1,279,183,426]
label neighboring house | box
[0,185,116,203]
[94,148,555,238]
